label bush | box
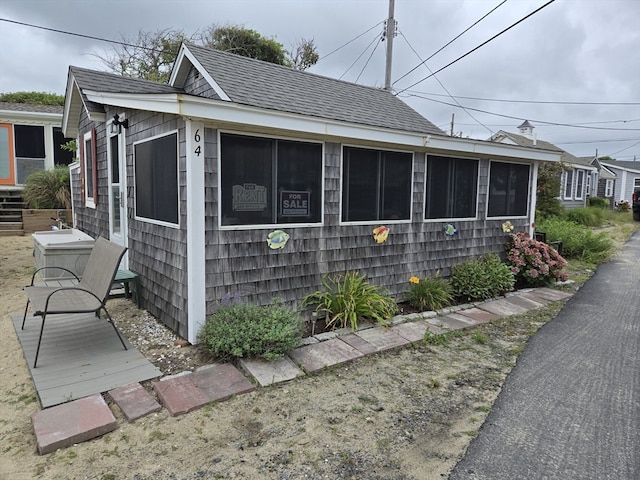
[450,253,514,303]
[407,273,453,311]
[302,271,397,330]
[505,232,568,287]
[199,299,303,361]
[536,217,614,263]
[587,197,609,209]
[22,165,71,209]
[564,207,605,227]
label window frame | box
[585,173,592,197]
[486,160,531,218]
[133,130,180,228]
[605,179,614,197]
[575,170,585,200]
[340,144,413,225]
[218,130,324,230]
[423,155,479,222]
[82,129,97,208]
[563,170,574,200]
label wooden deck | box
[12,311,162,408]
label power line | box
[606,140,640,157]
[405,93,640,131]
[394,0,508,85]
[339,28,383,80]
[404,90,640,106]
[398,29,494,135]
[395,0,557,95]
[316,21,385,62]
[0,17,156,51]
[355,34,383,83]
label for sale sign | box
[280,191,310,216]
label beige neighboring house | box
[490,121,598,209]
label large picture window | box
[487,161,530,217]
[425,155,478,219]
[134,132,179,225]
[342,146,412,222]
[221,133,322,226]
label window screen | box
[425,156,478,219]
[487,162,530,217]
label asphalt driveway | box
[450,230,640,480]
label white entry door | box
[108,122,128,266]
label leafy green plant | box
[450,253,515,302]
[505,232,568,287]
[199,299,303,361]
[536,217,613,264]
[302,271,397,330]
[407,272,453,311]
[564,207,605,227]
[587,196,609,209]
[22,165,71,209]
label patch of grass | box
[472,332,488,345]
[148,430,169,443]
[476,405,491,413]
[427,378,442,389]
[357,394,379,405]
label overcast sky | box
[1,0,639,160]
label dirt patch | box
[1,234,570,480]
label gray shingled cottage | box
[62,43,561,343]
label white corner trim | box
[185,120,206,344]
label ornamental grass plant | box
[407,272,453,312]
[22,165,72,209]
[302,271,398,331]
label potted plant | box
[21,165,73,233]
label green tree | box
[96,25,319,83]
[0,92,64,105]
[536,162,566,219]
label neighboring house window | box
[221,133,322,226]
[14,124,45,184]
[53,127,74,166]
[134,131,179,225]
[605,179,613,197]
[82,129,97,207]
[635,178,640,188]
[563,170,574,200]
[575,170,585,200]
[425,155,478,220]
[342,146,412,222]
[487,161,530,217]
[0,124,15,184]
[586,174,591,196]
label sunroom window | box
[342,146,412,222]
[134,131,179,225]
[425,155,478,220]
[220,133,322,226]
[487,161,530,217]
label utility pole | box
[450,113,455,136]
[384,0,396,91]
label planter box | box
[32,229,95,280]
[22,209,73,234]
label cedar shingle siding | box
[64,43,553,339]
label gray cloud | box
[1,0,638,159]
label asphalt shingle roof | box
[494,130,580,163]
[185,44,444,135]
[69,66,181,95]
[0,102,63,114]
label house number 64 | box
[193,128,202,156]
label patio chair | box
[21,236,128,368]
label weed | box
[357,394,379,405]
[472,333,488,345]
[148,430,169,443]
[427,378,442,388]
[476,405,491,413]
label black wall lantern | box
[111,114,129,134]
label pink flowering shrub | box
[505,232,568,287]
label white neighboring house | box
[598,160,640,207]
[0,102,74,187]
[490,121,598,209]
